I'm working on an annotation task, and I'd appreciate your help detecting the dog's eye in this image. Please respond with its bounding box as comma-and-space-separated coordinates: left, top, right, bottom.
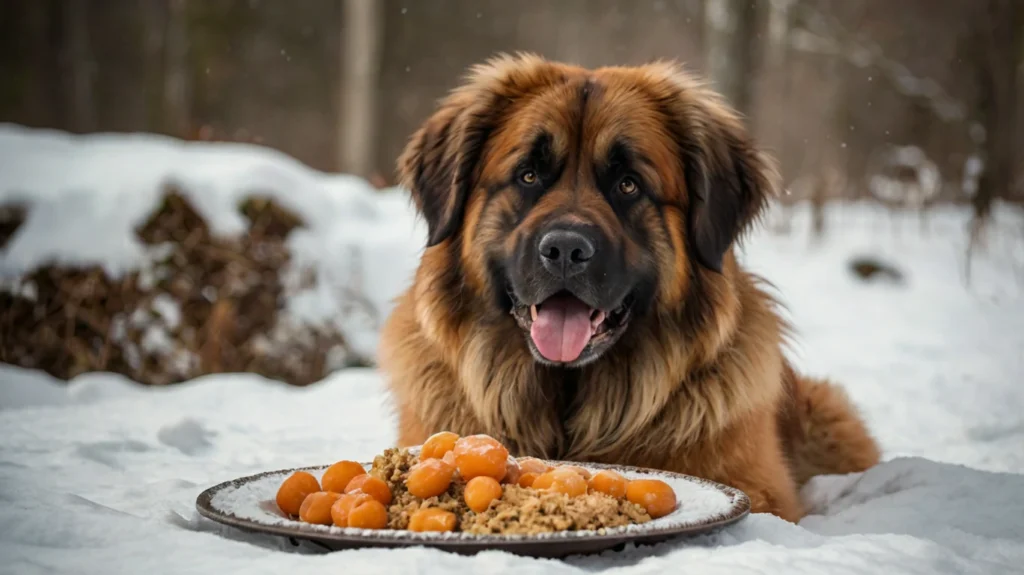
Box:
618, 177, 638, 195
519, 170, 539, 186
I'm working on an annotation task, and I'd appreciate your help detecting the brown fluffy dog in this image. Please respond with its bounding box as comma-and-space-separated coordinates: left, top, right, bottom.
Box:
379, 53, 880, 522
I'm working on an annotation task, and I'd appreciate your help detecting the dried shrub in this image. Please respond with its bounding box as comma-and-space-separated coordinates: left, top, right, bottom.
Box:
0, 203, 26, 250
0, 186, 368, 386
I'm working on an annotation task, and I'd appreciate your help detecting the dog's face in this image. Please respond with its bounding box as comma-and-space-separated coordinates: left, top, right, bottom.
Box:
399, 54, 777, 367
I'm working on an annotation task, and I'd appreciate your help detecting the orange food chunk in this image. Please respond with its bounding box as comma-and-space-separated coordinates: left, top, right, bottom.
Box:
408, 507, 457, 532
517, 457, 550, 476
298, 491, 342, 525
275, 471, 321, 516
453, 434, 509, 481
442, 450, 457, 467
501, 458, 521, 485
544, 467, 587, 497
517, 472, 539, 488
588, 470, 628, 499
405, 458, 455, 499
344, 474, 393, 505
321, 460, 367, 493
347, 499, 388, 529
330, 492, 373, 527
464, 476, 503, 513
532, 470, 555, 490
626, 479, 677, 518
562, 465, 592, 480
420, 431, 460, 461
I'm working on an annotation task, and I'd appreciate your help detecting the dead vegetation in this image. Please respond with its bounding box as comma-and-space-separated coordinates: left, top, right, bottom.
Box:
0, 186, 368, 387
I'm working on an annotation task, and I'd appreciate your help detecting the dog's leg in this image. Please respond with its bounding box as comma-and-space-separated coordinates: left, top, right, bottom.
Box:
676, 407, 806, 523
395, 402, 432, 447
719, 449, 805, 523
785, 372, 881, 486
711, 412, 806, 522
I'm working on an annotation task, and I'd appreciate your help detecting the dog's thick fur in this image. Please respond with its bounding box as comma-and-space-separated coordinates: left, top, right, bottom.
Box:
379, 54, 880, 522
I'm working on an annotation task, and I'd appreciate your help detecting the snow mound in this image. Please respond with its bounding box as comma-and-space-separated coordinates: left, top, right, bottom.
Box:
2, 367, 1023, 574
0, 123, 427, 361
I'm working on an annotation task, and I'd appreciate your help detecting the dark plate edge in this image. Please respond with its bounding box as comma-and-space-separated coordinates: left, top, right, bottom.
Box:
195, 459, 751, 550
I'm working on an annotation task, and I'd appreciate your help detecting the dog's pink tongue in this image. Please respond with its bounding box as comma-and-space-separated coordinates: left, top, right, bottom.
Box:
530, 294, 593, 363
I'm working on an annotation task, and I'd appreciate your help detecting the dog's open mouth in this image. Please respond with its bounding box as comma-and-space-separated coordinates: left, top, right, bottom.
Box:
510, 290, 634, 365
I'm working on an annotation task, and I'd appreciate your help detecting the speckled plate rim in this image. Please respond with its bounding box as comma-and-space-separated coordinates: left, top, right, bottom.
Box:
196, 457, 751, 552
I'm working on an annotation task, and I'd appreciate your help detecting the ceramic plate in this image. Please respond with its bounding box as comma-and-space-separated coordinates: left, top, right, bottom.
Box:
196, 457, 750, 558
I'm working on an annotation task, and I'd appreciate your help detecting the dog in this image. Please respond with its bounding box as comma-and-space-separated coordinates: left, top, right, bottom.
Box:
379, 53, 880, 522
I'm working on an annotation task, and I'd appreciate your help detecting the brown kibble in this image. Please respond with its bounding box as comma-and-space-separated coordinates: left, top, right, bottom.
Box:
330, 492, 373, 527
589, 470, 628, 499
348, 499, 388, 529
321, 460, 366, 493
298, 491, 342, 524
276, 471, 321, 516
405, 458, 455, 499
464, 476, 503, 513
453, 434, 510, 481
408, 507, 457, 532
626, 479, 677, 518
420, 431, 460, 461
345, 474, 393, 505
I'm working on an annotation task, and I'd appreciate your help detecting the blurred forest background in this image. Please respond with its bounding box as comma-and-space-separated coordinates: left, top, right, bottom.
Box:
1, 0, 1022, 389
2, 0, 1022, 215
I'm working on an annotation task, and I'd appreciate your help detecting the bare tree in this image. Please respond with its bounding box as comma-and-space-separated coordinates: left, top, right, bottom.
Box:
964, 0, 1022, 284
337, 0, 384, 178
972, 0, 1020, 220
140, 0, 168, 133
60, 0, 96, 133
163, 0, 191, 138
703, 0, 762, 116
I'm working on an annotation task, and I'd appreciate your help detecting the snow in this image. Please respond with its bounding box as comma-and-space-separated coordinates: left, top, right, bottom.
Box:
0, 123, 426, 359
2, 127, 1024, 574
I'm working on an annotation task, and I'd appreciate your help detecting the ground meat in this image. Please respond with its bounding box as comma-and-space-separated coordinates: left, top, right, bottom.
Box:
371, 447, 416, 493
463, 486, 650, 535
369, 447, 652, 534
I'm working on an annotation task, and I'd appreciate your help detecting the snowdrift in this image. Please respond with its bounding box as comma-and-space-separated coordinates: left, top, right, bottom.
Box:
2, 125, 1023, 574
0, 124, 426, 385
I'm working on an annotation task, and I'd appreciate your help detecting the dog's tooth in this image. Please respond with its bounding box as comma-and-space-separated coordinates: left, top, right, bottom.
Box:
530, 305, 538, 321
591, 310, 606, 328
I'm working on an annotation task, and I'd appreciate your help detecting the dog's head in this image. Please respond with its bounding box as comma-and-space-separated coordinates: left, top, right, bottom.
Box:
398, 54, 778, 367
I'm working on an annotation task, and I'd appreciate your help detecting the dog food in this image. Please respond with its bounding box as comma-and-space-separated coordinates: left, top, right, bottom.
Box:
273, 432, 677, 534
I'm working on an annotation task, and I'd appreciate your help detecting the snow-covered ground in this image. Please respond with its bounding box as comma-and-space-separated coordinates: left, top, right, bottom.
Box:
2, 126, 1024, 574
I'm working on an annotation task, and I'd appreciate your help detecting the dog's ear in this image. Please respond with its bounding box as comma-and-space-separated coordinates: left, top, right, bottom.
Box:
657, 66, 780, 273
398, 53, 559, 247
395, 67, 516, 246
397, 90, 493, 247
684, 122, 778, 273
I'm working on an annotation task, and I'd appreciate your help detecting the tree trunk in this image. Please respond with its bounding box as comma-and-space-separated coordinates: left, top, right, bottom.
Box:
337, 0, 384, 178
60, 0, 96, 133
967, 0, 1019, 283
972, 0, 1018, 222
163, 0, 191, 138
140, 0, 168, 133
703, 0, 761, 117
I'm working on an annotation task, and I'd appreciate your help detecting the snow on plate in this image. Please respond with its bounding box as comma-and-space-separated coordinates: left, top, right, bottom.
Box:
205, 462, 740, 541
2, 126, 1024, 574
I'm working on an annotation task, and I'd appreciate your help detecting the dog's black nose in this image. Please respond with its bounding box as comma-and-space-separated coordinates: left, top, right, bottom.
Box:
539, 229, 596, 277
